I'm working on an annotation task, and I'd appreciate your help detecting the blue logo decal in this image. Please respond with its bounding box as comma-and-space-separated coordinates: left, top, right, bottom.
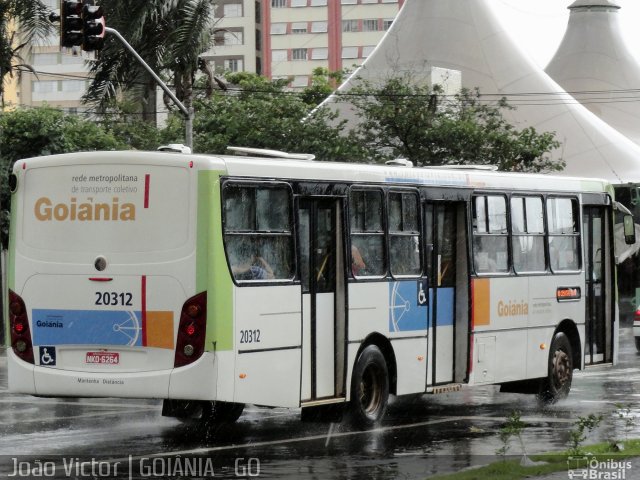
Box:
33, 309, 143, 347
389, 281, 428, 332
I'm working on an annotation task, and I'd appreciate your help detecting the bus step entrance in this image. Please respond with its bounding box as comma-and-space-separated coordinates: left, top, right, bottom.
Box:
426, 384, 462, 395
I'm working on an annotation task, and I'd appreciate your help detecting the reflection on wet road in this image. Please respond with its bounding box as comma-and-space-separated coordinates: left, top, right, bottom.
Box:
2, 328, 640, 479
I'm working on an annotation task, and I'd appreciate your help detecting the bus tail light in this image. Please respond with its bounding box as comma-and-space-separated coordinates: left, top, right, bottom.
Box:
634, 307, 640, 325
174, 292, 207, 368
8, 290, 34, 364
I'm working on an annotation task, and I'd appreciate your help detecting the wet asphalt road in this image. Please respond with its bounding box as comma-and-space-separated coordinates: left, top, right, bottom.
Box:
2, 329, 640, 479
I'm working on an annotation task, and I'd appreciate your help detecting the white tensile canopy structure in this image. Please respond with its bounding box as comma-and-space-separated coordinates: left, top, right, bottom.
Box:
320, 0, 640, 184
546, 0, 640, 147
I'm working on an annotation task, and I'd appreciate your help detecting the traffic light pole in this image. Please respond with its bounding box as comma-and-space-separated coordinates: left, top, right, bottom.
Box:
105, 27, 194, 151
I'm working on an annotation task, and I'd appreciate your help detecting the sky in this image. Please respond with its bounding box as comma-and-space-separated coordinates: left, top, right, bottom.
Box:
491, 0, 640, 68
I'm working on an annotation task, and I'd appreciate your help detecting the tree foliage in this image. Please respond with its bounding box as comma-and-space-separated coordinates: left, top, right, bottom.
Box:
192, 72, 363, 160
343, 76, 564, 172
83, 0, 217, 123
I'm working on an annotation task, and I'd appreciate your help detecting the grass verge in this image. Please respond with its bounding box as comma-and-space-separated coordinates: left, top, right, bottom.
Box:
429, 439, 640, 479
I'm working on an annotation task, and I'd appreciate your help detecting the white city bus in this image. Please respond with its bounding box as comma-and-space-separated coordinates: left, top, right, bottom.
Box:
5, 149, 634, 426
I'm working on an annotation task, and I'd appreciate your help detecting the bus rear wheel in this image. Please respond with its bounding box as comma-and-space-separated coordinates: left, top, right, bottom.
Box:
349, 345, 389, 428
539, 332, 573, 404
163, 399, 244, 425
203, 401, 245, 424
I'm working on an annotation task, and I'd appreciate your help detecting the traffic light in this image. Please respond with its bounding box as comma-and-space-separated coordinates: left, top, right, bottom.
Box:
81, 4, 105, 52
60, 1, 83, 48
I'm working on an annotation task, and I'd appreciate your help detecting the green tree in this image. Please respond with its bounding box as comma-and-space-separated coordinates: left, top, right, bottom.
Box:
96, 99, 164, 151
0, 0, 54, 108
192, 72, 363, 160
0, 106, 126, 244
299, 67, 346, 106
343, 76, 563, 172
83, 0, 217, 126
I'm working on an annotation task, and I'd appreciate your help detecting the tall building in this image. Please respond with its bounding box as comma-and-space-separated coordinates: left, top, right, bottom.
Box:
263, 0, 404, 86
202, 0, 404, 86
202, 0, 263, 75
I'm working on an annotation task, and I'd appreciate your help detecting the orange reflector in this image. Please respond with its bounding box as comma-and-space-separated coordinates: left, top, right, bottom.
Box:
540, 343, 546, 350
417, 355, 425, 362
239, 373, 247, 379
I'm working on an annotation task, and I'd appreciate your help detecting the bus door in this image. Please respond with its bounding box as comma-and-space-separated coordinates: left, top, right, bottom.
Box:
583, 204, 613, 365
425, 202, 459, 385
299, 198, 346, 402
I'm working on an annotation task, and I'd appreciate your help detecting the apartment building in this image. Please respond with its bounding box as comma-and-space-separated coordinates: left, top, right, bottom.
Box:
263, 0, 403, 86
203, 0, 404, 86
202, 0, 264, 75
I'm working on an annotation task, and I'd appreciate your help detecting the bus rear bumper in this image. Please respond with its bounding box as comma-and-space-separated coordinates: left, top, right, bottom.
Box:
7, 350, 217, 400
633, 323, 640, 338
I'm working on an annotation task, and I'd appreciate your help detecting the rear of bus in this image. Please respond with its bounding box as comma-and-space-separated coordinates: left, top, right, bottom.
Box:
6, 151, 219, 400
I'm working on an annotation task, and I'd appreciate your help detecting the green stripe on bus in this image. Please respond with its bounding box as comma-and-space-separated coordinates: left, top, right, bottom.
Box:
198, 171, 234, 352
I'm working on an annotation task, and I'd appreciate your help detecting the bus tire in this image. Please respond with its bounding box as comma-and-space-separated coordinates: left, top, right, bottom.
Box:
203, 401, 245, 424
635, 337, 640, 353
349, 345, 389, 428
539, 332, 573, 404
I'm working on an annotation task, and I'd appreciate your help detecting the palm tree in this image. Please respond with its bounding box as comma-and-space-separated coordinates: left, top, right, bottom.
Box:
83, 0, 217, 124
0, 0, 54, 108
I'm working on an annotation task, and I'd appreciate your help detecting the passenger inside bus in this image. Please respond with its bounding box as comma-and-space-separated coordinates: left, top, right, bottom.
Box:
231, 252, 275, 280
351, 244, 366, 276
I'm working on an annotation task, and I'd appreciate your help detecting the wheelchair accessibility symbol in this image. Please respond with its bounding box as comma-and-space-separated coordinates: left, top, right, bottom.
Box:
39, 346, 56, 366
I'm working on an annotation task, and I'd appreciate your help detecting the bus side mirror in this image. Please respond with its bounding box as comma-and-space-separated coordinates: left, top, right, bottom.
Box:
624, 214, 636, 245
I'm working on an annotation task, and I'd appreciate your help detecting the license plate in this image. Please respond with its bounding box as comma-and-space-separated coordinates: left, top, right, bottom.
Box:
86, 352, 120, 365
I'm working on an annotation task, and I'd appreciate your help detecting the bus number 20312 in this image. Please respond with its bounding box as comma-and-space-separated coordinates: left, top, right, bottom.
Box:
240, 329, 261, 344
95, 292, 133, 306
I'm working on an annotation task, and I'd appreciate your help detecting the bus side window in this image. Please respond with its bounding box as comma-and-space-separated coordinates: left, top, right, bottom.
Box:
547, 197, 580, 272
511, 196, 546, 273
389, 191, 421, 277
223, 183, 294, 282
472, 195, 509, 274
349, 189, 386, 277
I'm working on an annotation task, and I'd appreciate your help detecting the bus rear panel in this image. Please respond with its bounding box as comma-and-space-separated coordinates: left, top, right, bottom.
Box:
7, 152, 216, 400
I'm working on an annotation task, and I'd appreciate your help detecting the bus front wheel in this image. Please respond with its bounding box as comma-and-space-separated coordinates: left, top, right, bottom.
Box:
349, 345, 389, 427
539, 332, 573, 404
